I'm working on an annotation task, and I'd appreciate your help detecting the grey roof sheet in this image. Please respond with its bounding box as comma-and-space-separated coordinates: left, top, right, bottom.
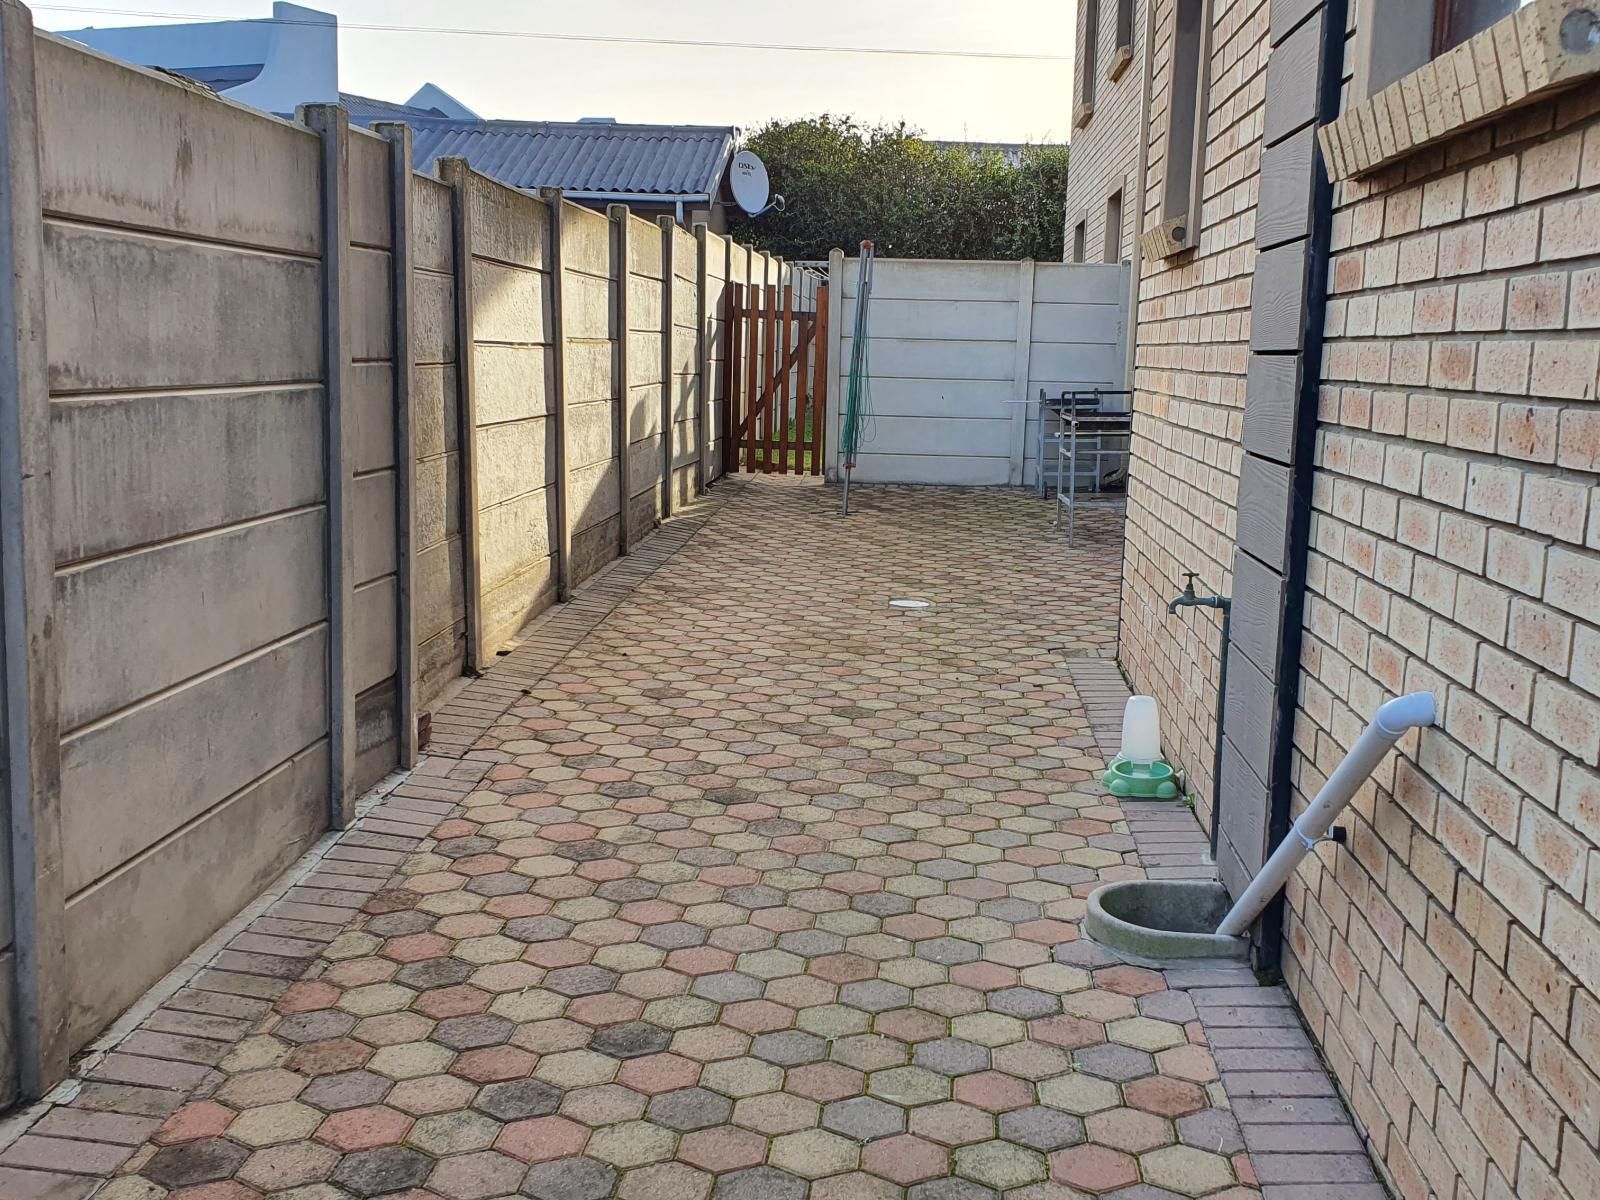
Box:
407, 120, 737, 198
342, 92, 452, 122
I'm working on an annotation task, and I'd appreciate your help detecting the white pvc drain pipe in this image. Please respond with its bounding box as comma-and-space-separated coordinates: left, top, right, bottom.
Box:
1215, 691, 1436, 938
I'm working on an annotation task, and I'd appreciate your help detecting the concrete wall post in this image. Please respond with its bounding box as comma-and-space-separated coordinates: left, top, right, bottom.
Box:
438, 159, 485, 667
658, 216, 676, 519
694, 222, 710, 495
608, 205, 632, 556
373, 122, 417, 768
1008, 258, 1036, 486
300, 103, 355, 825
0, 0, 68, 1102
539, 188, 573, 603
824, 248, 845, 484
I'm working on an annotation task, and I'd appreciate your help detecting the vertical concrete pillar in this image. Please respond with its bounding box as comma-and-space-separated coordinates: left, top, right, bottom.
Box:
694, 222, 710, 495
300, 103, 355, 826
438, 159, 485, 666
539, 189, 573, 603
0, 0, 68, 1101
608, 205, 632, 556
658, 217, 676, 520
1008, 258, 1037, 486
373, 121, 417, 768
824, 248, 845, 484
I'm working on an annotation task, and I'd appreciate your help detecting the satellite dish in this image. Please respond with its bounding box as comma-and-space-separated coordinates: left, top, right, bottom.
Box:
730, 150, 772, 215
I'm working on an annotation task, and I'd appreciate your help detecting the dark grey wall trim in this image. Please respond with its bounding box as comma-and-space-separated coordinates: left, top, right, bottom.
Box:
659, 216, 676, 520
1218, 0, 1347, 974
540, 188, 573, 604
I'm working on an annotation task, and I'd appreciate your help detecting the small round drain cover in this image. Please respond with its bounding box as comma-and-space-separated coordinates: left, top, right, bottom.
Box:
889, 599, 930, 609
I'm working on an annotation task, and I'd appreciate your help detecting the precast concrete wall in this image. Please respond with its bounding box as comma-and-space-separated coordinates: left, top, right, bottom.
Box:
0, 4, 751, 1105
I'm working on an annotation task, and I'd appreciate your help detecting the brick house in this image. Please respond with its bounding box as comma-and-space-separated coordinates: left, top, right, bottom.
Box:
1084, 1, 1600, 1196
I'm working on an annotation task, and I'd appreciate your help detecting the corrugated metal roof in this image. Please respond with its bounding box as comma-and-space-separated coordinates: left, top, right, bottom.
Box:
407, 120, 737, 198
342, 93, 452, 122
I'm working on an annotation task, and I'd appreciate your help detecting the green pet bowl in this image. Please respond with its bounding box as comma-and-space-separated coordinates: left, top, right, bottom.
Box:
1102, 757, 1180, 799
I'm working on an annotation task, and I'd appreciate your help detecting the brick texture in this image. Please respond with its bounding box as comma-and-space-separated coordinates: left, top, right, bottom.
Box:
1118, 0, 1261, 837
1288, 71, 1600, 1200
1064, 0, 1147, 263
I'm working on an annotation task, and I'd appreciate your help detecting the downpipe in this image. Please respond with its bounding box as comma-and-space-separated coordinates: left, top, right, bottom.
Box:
1214, 692, 1435, 938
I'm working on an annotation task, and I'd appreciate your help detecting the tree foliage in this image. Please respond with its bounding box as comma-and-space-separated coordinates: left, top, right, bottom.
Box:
725, 115, 1068, 262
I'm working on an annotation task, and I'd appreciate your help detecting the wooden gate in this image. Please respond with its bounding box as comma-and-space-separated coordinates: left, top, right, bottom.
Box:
723, 277, 829, 475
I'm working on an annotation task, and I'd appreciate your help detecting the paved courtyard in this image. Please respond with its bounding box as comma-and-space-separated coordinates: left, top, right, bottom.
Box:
19, 479, 1283, 1200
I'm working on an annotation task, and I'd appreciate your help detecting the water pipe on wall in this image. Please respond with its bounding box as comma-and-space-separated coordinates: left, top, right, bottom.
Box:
1167, 573, 1230, 861
1215, 691, 1436, 938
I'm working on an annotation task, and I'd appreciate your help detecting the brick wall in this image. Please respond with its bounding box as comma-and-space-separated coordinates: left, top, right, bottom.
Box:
1285, 83, 1600, 1200
1118, 0, 1265, 834
1064, 0, 1147, 262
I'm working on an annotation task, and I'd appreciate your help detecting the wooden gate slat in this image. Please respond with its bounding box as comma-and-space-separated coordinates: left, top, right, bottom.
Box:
778, 282, 793, 474
744, 285, 759, 473
723, 283, 741, 476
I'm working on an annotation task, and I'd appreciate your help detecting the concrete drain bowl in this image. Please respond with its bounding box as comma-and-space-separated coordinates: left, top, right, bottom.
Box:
1086, 879, 1250, 963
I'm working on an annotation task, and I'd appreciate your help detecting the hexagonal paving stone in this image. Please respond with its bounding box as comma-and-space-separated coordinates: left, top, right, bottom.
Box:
770, 1128, 861, 1179
701, 1056, 784, 1098
751, 1029, 828, 1066
428, 1148, 527, 1199
678, 1124, 768, 1173
329, 1145, 434, 1197
1074, 1043, 1155, 1083
823, 1095, 906, 1141
868, 1065, 951, 1107
997, 1105, 1085, 1151
587, 1119, 678, 1167
591, 1020, 673, 1059
299, 1070, 391, 1111
545, 965, 621, 996
1176, 1107, 1245, 1155
908, 1101, 995, 1147
230, 1101, 324, 1147
474, 1077, 563, 1121
407, 1109, 499, 1156
732, 1091, 819, 1134
712, 1165, 811, 1200
1049, 1144, 1137, 1193
647, 1087, 734, 1132
432, 1013, 515, 1050
143, 1139, 250, 1189
860, 1134, 947, 1185
987, 986, 1060, 1019
521, 1155, 618, 1200
954, 1140, 1048, 1189
1138, 1144, 1236, 1193
1086, 1107, 1175, 1154
913, 1038, 990, 1076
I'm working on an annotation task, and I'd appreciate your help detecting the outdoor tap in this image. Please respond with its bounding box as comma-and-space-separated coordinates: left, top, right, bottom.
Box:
1168, 572, 1230, 614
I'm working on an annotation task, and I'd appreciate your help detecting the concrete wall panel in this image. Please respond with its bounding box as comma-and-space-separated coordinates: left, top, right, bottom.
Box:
45, 223, 321, 393
413, 365, 459, 458
59, 627, 326, 895
352, 471, 397, 584
354, 577, 399, 693
35, 34, 320, 254
562, 203, 610, 276
470, 180, 548, 269
350, 365, 396, 474
63, 742, 325, 1046
565, 342, 615, 406
410, 175, 454, 274
569, 458, 621, 531
350, 247, 393, 362
51, 387, 323, 564
476, 421, 554, 510
57, 508, 325, 731
348, 128, 392, 250
474, 345, 551, 426
565, 272, 612, 342
472, 260, 550, 345
413, 271, 457, 365
567, 399, 618, 471
628, 223, 663, 278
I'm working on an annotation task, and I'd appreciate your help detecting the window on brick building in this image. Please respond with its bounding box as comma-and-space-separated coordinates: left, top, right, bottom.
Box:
1433, 0, 1533, 56
1072, 220, 1087, 263
1075, 0, 1099, 127
1104, 191, 1123, 263
1356, 0, 1534, 98
1146, 0, 1209, 258
1111, 0, 1135, 79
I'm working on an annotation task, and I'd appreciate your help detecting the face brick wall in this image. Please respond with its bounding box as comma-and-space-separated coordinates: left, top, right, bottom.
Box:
1118, 0, 1263, 835
1285, 84, 1600, 1200
1063, 0, 1147, 263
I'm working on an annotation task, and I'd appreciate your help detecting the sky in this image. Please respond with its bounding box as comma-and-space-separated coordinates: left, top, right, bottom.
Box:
34, 1, 1076, 144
